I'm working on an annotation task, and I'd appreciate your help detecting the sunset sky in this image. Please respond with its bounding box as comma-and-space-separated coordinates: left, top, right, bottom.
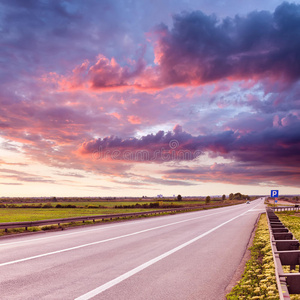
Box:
1, 0, 300, 197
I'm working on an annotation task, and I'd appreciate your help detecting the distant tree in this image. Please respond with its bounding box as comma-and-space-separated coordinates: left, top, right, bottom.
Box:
222, 194, 226, 201
205, 196, 211, 204
229, 192, 250, 200
233, 192, 242, 200
177, 194, 182, 201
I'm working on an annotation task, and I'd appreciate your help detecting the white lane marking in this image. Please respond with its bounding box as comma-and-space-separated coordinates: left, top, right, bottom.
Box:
0, 205, 254, 267
0, 220, 150, 246
74, 207, 254, 300
0, 203, 247, 247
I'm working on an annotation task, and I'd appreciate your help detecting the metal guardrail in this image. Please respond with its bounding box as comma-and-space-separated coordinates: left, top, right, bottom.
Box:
273, 206, 300, 212
0, 206, 207, 232
266, 208, 300, 299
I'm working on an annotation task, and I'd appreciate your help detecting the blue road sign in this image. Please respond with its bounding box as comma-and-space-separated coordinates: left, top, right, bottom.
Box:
271, 190, 279, 198
275, 200, 278, 203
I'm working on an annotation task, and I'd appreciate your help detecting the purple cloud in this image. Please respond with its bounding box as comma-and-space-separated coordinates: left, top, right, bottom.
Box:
149, 2, 300, 88
79, 116, 300, 170
1, 1, 300, 194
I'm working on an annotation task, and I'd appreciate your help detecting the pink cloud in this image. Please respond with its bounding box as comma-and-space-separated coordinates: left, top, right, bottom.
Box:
45, 3, 300, 94
128, 115, 142, 124
50, 54, 147, 92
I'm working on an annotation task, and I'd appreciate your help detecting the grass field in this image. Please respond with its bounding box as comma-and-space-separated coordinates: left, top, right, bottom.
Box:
0, 208, 158, 223
0, 198, 245, 236
0, 199, 243, 223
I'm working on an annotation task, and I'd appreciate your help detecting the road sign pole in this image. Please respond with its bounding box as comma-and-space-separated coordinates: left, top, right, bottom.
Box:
270, 190, 279, 209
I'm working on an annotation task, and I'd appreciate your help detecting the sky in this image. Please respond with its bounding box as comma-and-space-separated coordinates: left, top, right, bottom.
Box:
1, 0, 300, 197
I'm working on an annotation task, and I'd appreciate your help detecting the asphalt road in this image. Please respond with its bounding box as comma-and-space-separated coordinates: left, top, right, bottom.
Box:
0, 199, 266, 300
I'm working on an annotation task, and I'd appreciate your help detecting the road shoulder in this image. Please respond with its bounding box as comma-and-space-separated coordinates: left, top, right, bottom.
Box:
224, 213, 261, 297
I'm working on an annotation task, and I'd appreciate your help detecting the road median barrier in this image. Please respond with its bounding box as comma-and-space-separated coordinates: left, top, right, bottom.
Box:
267, 208, 300, 299
273, 206, 300, 212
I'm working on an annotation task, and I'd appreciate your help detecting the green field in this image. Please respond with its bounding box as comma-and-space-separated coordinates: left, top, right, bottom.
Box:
0, 208, 159, 223
0, 199, 244, 237
0, 199, 243, 224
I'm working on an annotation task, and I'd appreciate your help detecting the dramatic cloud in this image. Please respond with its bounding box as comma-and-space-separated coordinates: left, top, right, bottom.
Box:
52, 2, 300, 91
151, 2, 300, 87
57, 55, 146, 91
1, 1, 300, 196
79, 117, 300, 168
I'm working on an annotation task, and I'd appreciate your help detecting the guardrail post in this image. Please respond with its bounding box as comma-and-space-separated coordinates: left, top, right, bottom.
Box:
267, 208, 300, 299
267, 209, 291, 299
284, 274, 300, 293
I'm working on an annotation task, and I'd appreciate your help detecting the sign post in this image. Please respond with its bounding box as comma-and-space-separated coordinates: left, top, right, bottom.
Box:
271, 190, 279, 208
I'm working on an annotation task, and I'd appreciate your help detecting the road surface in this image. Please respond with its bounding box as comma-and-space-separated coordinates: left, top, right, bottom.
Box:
0, 198, 266, 300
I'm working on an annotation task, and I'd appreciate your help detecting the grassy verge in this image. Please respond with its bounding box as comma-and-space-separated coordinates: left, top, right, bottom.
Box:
0, 200, 246, 237
226, 214, 279, 300
227, 212, 300, 300
0, 201, 244, 223
0, 208, 157, 222
0, 207, 205, 236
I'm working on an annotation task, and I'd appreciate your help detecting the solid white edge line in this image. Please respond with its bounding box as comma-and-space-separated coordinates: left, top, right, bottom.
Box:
0, 206, 248, 267
74, 206, 257, 300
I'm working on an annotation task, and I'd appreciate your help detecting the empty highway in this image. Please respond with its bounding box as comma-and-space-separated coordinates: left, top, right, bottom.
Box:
0, 199, 266, 299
